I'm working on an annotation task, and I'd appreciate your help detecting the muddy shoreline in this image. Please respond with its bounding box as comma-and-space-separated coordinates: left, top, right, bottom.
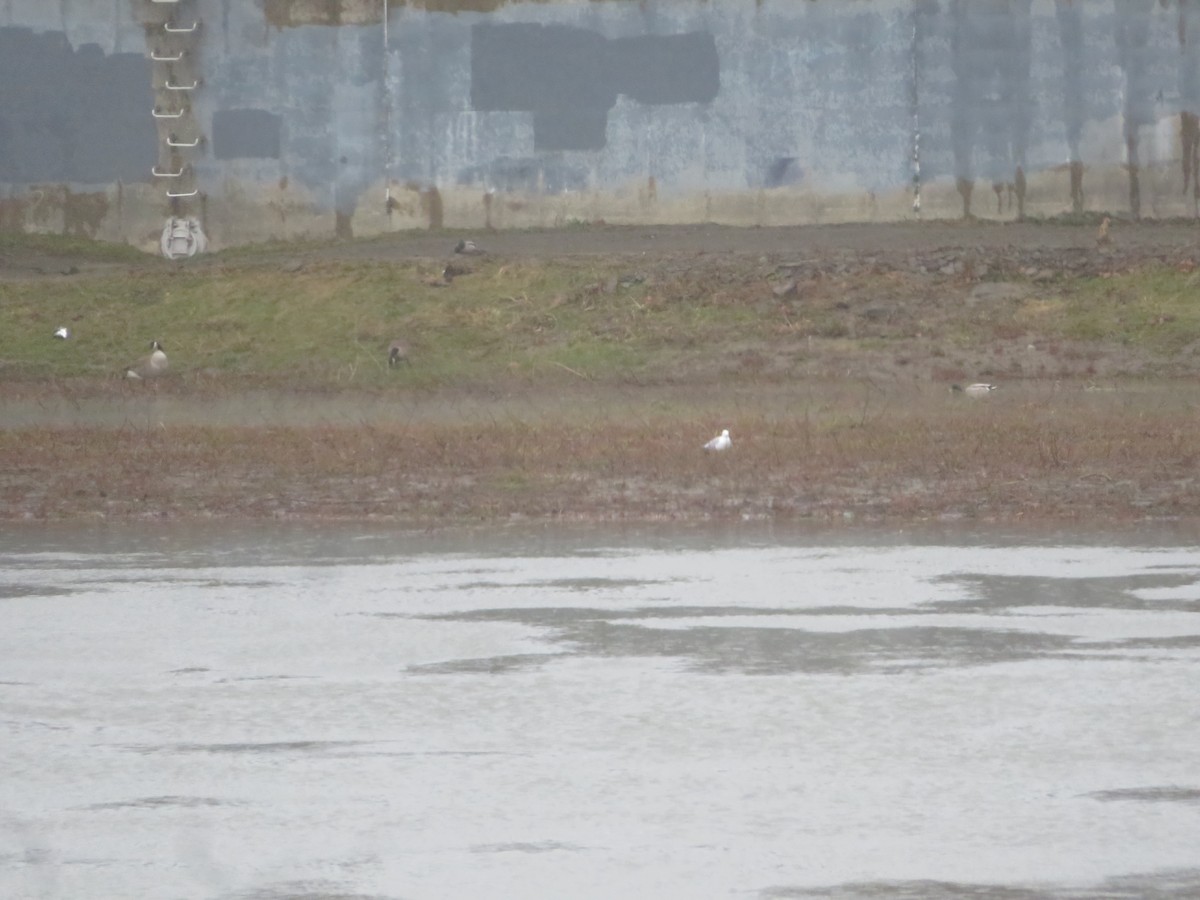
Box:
3, 381, 1199, 525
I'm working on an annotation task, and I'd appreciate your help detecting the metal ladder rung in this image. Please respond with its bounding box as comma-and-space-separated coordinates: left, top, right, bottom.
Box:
164, 21, 199, 33
151, 49, 185, 61
152, 166, 187, 178
152, 107, 185, 118
164, 79, 200, 91
166, 188, 199, 198
166, 134, 203, 148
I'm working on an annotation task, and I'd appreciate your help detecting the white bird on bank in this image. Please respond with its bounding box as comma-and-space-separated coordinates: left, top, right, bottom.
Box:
126, 340, 169, 379
54, 327, 70, 340
704, 429, 732, 452
951, 382, 997, 397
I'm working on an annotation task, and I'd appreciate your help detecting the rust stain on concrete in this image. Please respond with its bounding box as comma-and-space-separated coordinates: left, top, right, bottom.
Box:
1182, 111, 1199, 200
1069, 160, 1085, 213
0, 187, 109, 237
1126, 134, 1141, 220
956, 176, 974, 218
420, 186, 444, 230
63, 190, 109, 238
264, 0, 375, 27
0, 196, 26, 232
263, 0, 631, 26
399, 0, 632, 12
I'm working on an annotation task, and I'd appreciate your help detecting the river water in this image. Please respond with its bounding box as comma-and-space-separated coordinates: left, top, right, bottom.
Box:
1, 523, 1199, 900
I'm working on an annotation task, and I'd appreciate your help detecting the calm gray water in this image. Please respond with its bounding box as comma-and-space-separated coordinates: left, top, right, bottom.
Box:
1, 524, 1199, 900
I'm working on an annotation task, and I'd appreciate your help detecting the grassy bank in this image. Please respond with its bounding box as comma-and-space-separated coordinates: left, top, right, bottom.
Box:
4, 232, 1200, 388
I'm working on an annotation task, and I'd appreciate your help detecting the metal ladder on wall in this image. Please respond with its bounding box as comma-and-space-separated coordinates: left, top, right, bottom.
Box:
147, 0, 208, 257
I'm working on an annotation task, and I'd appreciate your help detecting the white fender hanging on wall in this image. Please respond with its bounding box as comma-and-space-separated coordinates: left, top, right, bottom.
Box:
160, 216, 207, 260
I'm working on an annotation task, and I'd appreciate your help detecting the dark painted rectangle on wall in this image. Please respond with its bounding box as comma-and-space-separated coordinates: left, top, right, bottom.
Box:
607, 33, 720, 106
0, 27, 155, 183
471, 23, 718, 151
212, 109, 283, 160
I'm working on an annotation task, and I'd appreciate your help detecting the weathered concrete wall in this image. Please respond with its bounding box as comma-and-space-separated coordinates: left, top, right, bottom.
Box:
2, 0, 1200, 250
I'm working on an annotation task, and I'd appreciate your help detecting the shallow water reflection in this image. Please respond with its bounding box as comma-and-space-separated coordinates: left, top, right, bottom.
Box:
1, 523, 1199, 899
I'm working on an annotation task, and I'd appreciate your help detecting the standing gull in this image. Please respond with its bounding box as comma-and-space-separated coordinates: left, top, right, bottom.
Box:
54, 327, 70, 340
704, 429, 732, 452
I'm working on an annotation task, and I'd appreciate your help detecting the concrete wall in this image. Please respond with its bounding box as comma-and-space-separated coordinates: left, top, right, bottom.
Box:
1, 0, 1199, 250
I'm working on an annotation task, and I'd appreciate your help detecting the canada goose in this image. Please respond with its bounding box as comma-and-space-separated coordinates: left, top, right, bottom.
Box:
54, 327, 70, 340
951, 382, 996, 397
126, 340, 169, 379
704, 429, 732, 452
387, 339, 410, 368
454, 239, 485, 256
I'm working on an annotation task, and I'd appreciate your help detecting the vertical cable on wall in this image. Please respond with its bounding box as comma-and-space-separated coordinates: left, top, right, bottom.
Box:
909, 9, 921, 216
383, 0, 393, 217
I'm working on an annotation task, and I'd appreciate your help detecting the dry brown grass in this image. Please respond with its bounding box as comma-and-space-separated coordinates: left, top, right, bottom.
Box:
4, 385, 1198, 523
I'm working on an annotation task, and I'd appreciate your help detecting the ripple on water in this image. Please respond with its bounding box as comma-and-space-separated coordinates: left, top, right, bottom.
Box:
121, 740, 369, 756
1084, 786, 1200, 805
759, 868, 1200, 898
80, 795, 238, 811
406, 652, 568, 675
470, 841, 584, 854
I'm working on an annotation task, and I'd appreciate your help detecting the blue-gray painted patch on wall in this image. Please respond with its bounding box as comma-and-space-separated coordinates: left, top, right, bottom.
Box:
0, 27, 154, 183
470, 23, 719, 151
949, 0, 1033, 184
10, 0, 1200, 244
212, 108, 283, 159
1054, 0, 1086, 163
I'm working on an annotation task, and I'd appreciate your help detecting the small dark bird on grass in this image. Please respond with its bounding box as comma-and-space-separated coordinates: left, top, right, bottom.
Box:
387, 339, 410, 368
442, 263, 472, 282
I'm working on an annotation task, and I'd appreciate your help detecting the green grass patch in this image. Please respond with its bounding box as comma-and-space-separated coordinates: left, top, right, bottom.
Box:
5, 245, 1199, 389
0, 254, 776, 386
1031, 268, 1200, 354
0, 231, 153, 264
